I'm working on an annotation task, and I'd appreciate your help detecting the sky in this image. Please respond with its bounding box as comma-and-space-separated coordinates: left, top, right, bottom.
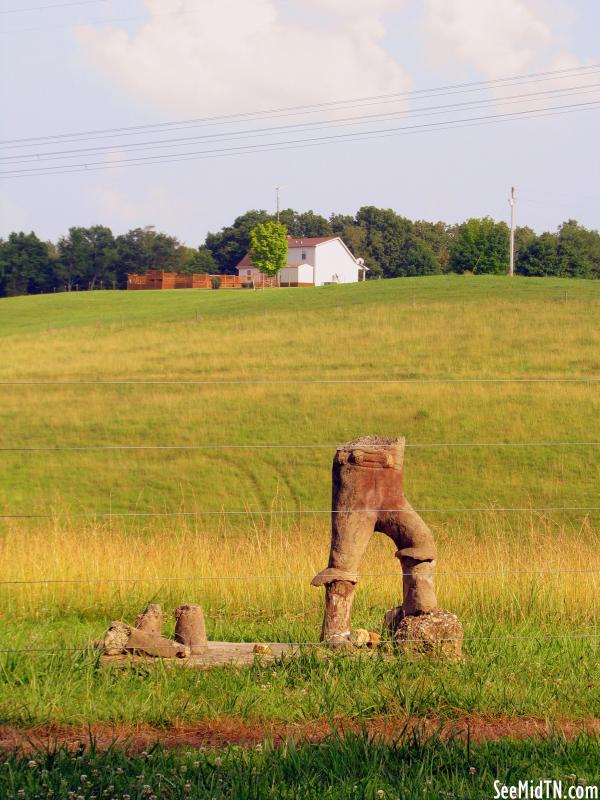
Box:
1, 0, 599, 247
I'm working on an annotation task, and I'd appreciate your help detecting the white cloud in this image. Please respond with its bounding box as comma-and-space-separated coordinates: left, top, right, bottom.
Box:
422, 0, 579, 78
78, 0, 410, 116
95, 185, 188, 238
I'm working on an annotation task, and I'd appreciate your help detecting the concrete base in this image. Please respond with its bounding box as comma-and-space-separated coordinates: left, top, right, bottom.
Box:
100, 641, 299, 669
393, 610, 464, 659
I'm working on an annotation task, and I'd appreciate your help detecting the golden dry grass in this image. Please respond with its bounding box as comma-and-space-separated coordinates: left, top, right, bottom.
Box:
0, 276, 598, 640
2, 514, 598, 635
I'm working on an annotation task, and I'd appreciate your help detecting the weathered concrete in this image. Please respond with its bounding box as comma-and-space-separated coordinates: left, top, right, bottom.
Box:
312, 436, 438, 644
393, 610, 464, 659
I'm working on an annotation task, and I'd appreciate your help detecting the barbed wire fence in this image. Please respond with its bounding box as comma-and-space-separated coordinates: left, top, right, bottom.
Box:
1, 383, 599, 657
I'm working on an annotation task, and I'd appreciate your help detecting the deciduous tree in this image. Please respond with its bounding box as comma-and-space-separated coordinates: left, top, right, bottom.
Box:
0, 232, 55, 297
449, 217, 509, 274
205, 210, 271, 274
249, 221, 288, 282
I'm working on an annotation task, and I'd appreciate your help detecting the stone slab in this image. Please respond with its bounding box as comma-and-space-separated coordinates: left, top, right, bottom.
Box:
100, 641, 300, 668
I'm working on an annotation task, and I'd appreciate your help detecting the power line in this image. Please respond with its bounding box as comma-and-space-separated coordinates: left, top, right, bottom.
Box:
1, 507, 598, 520
6, 81, 600, 160
3, 100, 599, 179
0, 0, 107, 13
4, 82, 598, 166
0, 441, 598, 452
2, 63, 598, 147
0, 75, 582, 150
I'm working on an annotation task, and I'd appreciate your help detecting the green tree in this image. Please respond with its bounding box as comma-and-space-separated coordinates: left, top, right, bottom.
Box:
329, 214, 356, 234
413, 220, 452, 272
249, 221, 288, 281
57, 226, 118, 290
279, 209, 332, 237
115, 227, 186, 283
354, 207, 417, 278
555, 220, 600, 278
400, 236, 439, 276
0, 232, 55, 297
205, 209, 333, 274
516, 222, 600, 278
205, 210, 272, 274
184, 246, 217, 274
114, 228, 150, 279
515, 225, 537, 259
516, 232, 558, 276
449, 217, 509, 274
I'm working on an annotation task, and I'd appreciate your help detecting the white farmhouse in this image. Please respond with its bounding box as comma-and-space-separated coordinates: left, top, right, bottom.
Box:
237, 236, 368, 286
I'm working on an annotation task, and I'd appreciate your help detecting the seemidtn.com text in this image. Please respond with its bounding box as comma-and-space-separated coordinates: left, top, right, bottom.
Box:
494, 781, 598, 799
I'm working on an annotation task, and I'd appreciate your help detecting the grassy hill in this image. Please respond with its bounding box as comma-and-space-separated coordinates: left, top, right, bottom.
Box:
0, 275, 599, 728
0, 275, 599, 515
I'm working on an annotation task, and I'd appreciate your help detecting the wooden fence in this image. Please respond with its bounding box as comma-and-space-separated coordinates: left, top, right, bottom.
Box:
127, 270, 279, 290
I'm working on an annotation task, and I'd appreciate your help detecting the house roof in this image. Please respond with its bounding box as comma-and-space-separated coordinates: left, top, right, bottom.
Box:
236, 236, 362, 270
287, 236, 336, 246
237, 236, 338, 269
237, 252, 255, 268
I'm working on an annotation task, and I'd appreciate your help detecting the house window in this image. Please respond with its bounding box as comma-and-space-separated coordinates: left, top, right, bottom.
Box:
247, 270, 252, 277
301, 251, 306, 261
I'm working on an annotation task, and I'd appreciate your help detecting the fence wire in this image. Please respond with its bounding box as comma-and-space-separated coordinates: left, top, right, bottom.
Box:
1, 440, 599, 452
1, 567, 599, 586
1, 377, 600, 385
1, 630, 599, 656
2, 506, 598, 520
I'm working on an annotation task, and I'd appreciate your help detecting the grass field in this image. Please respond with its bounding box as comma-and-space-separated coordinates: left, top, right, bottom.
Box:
2, 732, 599, 799
0, 276, 599, 791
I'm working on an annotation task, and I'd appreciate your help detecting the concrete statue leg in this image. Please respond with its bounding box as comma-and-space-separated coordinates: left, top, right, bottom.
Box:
311, 436, 438, 646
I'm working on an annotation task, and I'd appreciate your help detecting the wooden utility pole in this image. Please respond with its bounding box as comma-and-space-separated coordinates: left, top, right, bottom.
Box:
509, 186, 516, 276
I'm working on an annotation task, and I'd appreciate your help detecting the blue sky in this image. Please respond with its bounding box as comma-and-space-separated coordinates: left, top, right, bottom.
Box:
1, 0, 599, 246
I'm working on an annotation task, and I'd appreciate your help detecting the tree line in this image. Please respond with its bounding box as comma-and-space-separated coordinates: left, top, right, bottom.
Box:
1, 208, 599, 297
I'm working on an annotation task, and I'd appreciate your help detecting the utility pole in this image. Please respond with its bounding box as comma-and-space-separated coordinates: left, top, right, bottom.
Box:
509, 186, 516, 276
275, 186, 280, 222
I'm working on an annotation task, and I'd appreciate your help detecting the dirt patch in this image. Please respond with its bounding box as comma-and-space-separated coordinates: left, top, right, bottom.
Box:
1, 717, 599, 754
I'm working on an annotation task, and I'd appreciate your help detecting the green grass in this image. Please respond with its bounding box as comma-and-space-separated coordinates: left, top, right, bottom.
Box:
0, 275, 599, 733
2, 732, 599, 799
0, 276, 599, 515
1, 635, 598, 728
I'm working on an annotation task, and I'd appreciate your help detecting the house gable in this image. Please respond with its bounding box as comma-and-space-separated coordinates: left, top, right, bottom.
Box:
236, 235, 364, 285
